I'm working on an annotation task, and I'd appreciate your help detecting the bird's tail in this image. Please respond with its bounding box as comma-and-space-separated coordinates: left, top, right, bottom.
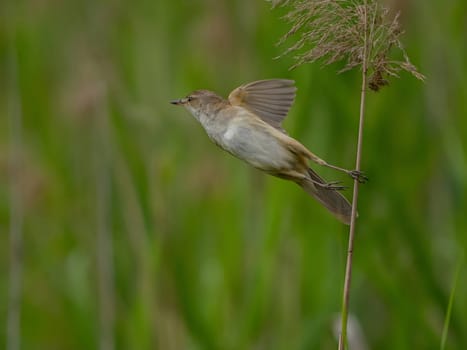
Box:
297, 168, 353, 225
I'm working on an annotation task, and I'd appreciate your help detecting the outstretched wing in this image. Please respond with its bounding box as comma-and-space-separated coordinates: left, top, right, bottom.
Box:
228, 79, 296, 132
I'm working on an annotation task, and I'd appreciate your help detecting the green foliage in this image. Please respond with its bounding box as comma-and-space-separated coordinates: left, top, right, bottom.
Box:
1, 0, 466, 349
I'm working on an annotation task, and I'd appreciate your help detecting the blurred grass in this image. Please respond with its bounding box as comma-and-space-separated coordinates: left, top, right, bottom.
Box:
1, 0, 466, 349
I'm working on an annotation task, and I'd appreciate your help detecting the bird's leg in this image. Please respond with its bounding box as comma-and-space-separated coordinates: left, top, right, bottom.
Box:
308, 152, 368, 183
279, 169, 347, 191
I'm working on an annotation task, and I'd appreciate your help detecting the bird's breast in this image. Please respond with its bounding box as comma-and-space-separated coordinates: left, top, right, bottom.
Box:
219, 118, 294, 171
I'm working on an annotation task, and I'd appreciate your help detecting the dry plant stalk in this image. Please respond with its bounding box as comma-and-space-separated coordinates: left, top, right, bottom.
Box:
7, 45, 24, 350
271, 0, 424, 349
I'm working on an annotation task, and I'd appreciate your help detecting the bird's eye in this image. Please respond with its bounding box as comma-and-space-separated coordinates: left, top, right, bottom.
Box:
187, 96, 193, 102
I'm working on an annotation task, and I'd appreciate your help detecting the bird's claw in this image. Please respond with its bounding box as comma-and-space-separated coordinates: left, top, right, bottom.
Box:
349, 170, 368, 183
322, 181, 347, 191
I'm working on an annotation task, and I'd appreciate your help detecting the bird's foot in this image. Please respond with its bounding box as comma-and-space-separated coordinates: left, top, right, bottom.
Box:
321, 181, 347, 191
348, 170, 368, 183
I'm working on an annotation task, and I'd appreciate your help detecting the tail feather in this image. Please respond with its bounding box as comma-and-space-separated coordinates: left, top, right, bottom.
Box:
297, 168, 353, 225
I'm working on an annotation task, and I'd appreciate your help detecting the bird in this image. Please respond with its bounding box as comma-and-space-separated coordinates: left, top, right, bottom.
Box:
171, 79, 366, 224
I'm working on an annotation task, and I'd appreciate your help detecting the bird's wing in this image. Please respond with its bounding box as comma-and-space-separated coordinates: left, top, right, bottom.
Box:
228, 79, 296, 132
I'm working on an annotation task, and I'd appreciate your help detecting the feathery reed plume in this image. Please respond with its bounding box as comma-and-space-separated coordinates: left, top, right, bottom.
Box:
273, 0, 424, 89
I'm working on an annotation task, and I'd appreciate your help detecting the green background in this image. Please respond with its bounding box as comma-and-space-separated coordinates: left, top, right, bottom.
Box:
1, 0, 466, 349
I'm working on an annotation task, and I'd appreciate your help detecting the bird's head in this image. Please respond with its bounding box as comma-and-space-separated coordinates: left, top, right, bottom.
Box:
170, 90, 225, 118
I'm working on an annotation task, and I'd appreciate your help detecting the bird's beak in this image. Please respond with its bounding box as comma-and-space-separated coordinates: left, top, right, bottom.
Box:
170, 98, 186, 105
